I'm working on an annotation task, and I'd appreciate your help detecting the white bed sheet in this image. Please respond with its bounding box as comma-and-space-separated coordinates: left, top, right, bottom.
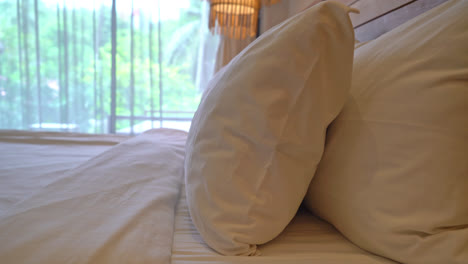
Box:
172, 184, 397, 264
0, 130, 129, 217
0, 129, 397, 264
0, 129, 186, 264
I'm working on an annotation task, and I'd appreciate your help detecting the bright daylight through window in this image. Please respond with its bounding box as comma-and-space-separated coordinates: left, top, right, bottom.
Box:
0, 0, 218, 134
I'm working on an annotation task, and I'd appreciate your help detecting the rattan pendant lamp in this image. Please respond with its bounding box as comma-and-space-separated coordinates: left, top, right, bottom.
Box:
207, 0, 281, 39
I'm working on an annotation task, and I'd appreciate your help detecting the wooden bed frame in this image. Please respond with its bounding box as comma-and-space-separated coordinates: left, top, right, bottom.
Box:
330, 0, 450, 41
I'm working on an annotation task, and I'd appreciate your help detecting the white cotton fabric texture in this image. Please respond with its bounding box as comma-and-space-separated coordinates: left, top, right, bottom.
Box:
185, 1, 357, 256
171, 184, 398, 264
0, 129, 397, 264
0, 129, 187, 264
0, 130, 128, 217
304, 0, 468, 263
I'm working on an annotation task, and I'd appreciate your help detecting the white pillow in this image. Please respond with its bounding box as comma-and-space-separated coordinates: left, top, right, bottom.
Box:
184, 1, 357, 256
305, 0, 468, 263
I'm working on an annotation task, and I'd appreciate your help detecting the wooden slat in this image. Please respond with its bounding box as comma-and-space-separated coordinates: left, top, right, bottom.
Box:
299, 0, 355, 13
349, 0, 413, 27
304, 0, 412, 28
293, 0, 447, 40
334, 0, 356, 6
354, 0, 448, 41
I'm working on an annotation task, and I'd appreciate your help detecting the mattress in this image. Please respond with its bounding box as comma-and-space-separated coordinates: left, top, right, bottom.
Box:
0, 129, 397, 264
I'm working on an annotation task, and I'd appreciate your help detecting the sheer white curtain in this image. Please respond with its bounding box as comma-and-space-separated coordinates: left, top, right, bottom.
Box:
0, 0, 217, 134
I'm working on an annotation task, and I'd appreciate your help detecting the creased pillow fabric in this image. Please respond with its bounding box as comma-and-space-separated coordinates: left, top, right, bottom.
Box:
185, 1, 357, 256
305, 0, 468, 263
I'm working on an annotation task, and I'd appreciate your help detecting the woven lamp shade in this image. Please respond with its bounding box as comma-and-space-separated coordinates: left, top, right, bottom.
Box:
207, 0, 281, 39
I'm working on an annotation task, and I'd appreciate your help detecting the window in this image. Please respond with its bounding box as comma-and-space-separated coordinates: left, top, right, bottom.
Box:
0, 0, 218, 134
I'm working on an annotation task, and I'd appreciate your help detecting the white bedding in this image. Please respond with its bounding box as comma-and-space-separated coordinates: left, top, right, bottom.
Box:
0, 129, 397, 264
0, 129, 186, 264
0, 130, 129, 216
172, 184, 397, 264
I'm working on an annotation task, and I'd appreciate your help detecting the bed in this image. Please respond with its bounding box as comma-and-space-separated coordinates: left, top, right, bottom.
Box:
0, 129, 396, 264
1, 0, 466, 263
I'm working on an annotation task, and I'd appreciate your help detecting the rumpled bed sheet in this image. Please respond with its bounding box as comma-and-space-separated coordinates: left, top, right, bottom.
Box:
0, 129, 187, 264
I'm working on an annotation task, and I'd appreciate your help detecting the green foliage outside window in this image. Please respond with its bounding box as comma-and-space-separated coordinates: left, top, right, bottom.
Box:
0, 0, 206, 133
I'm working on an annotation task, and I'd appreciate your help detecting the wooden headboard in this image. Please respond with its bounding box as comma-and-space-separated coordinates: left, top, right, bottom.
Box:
322, 0, 450, 42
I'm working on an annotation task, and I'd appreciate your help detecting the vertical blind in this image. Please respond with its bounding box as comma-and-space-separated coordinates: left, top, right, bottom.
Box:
0, 0, 217, 134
